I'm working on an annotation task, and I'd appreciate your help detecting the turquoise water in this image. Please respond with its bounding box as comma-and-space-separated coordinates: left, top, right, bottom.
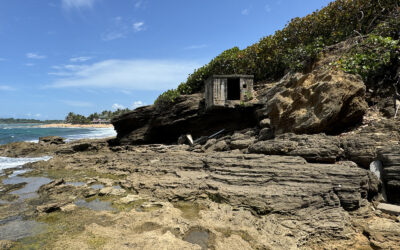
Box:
0, 123, 116, 145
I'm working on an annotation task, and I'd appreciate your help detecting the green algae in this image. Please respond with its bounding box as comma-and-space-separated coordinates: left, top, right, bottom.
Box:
11, 208, 114, 250
173, 201, 206, 220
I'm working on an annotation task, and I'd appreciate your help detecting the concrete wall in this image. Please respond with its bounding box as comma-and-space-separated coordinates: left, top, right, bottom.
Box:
205, 76, 253, 109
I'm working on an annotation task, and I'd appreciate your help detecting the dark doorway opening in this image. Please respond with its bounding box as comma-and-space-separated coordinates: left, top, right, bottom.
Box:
227, 78, 240, 100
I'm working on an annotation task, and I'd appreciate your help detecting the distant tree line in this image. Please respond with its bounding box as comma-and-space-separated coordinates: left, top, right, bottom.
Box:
0, 118, 63, 124
65, 109, 131, 124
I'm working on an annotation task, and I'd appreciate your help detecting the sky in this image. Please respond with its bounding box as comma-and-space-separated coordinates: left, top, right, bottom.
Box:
0, 0, 333, 120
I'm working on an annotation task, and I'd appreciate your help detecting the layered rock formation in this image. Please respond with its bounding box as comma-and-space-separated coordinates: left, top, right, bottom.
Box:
378, 146, 400, 204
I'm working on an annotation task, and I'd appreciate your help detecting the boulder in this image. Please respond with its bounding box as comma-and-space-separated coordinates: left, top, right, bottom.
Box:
258, 128, 274, 140
229, 138, 255, 150
258, 70, 367, 134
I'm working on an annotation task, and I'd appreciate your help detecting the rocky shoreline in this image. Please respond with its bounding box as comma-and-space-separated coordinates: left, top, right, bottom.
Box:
0, 121, 399, 249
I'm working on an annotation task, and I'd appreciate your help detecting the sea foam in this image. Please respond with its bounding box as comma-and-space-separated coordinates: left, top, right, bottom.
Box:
0, 156, 52, 171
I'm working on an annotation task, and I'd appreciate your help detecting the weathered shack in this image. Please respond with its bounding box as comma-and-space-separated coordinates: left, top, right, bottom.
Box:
205, 75, 254, 109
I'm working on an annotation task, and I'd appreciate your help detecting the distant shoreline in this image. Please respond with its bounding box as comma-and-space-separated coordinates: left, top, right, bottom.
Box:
36, 123, 114, 128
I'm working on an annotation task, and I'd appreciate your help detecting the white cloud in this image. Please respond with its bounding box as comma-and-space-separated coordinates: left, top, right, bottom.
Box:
26, 53, 46, 59
48, 59, 200, 91
25, 63, 35, 67
112, 103, 125, 110
62, 0, 96, 9
132, 101, 145, 109
265, 4, 271, 12
184, 44, 207, 50
70, 56, 92, 62
0, 85, 15, 91
241, 8, 250, 15
62, 100, 94, 107
133, 21, 145, 32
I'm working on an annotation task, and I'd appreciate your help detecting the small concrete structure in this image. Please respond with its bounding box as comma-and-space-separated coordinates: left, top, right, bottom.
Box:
205, 75, 254, 109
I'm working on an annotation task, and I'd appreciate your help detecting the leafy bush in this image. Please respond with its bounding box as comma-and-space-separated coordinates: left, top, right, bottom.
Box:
154, 89, 181, 107
155, 0, 399, 105
335, 35, 400, 84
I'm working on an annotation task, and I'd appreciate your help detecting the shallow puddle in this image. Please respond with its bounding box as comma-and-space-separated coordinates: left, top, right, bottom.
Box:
0, 218, 47, 241
2, 176, 52, 201
66, 182, 85, 187
90, 184, 104, 190
75, 198, 116, 211
3, 176, 52, 201
183, 230, 210, 250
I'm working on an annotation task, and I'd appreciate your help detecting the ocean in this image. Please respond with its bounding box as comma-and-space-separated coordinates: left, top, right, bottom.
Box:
0, 123, 116, 145
0, 124, 116, 171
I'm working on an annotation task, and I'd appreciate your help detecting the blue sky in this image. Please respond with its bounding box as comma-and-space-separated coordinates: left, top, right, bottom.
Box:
0, 0, 332, 120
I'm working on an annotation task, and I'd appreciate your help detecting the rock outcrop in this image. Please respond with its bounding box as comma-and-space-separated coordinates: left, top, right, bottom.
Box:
249, 133, 343, 163
258, 70, 368, 134
378, 146, 400, 204
112, 94, 260, 145
39, 136, 65, 145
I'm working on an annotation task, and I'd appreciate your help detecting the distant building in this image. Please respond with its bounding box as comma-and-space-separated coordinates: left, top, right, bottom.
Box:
204, 74, 254, 110
92, 118, 110, 124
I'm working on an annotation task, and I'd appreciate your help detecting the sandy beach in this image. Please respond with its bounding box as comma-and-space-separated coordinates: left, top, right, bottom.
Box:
37, 123, 114, 128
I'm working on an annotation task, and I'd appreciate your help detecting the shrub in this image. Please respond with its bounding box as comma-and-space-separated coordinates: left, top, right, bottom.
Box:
335, 35, 400, 84
155, 0, 399, 105
154, 89, 181, 107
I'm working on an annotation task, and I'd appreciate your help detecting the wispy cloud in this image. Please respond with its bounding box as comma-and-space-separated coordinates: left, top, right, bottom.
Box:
184, 44, 207, 50
62, 100, 94, 107
70, 56, 92, 62
0, 85, 15, 91
25, 63, 35, 67
0, 58, 5, 61
62, 0, 96, 9
112, 103, 125, 110
26, 53, 46, 59
132, 101, 145, 109
133, 21, 145, 32
265, 4, 271, 12
48, 59, 200, 91
241, 8, 250, 15
26, 113, 41, 118
102, 17, 145, 41
49, 64, 87, 76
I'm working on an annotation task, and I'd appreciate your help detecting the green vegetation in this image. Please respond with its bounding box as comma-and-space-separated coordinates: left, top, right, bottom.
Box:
335, 35, 399, 85
65, 109, 131, 124
0, 118, 63, 124
156, 0, 399, 105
